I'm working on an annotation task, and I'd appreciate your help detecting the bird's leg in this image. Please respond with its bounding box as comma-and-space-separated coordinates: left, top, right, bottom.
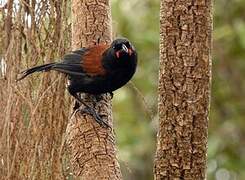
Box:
70, 92, 110, 128
80, 107, 109, 128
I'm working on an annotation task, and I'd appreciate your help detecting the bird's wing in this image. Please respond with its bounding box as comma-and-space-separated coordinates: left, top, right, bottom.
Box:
82, 44, 109, 76
54, 45, 109, 77
53, 48, 87, 76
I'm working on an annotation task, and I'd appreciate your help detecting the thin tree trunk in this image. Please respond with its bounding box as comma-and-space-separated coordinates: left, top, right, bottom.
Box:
154, 0, 212, 179
66, 0, 122, 179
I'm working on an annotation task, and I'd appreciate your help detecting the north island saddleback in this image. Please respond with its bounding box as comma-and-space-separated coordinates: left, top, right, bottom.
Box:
17, 38, 138, 127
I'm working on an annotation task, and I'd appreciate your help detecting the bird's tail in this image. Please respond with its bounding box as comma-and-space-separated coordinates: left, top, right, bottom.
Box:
16, 63, 56, 81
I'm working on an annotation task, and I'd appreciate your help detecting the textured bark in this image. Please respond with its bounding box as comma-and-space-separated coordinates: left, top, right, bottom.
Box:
1, 1, 71, 179
154, 0, 212, 179
4, 0, 14, 49
66, 1, 122, 179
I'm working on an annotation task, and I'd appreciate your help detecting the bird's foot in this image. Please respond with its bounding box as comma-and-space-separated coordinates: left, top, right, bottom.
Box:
80, 107, 110, 128
70, 107, 80, 118
109, 92, 114, 99
94, 94, 103, 102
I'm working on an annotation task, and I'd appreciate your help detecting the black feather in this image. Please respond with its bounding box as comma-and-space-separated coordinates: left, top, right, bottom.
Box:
17, 63, 55, 81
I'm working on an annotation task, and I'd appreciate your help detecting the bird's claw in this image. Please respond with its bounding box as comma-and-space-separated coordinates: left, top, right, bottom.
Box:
109, 92, 114, 99
73, 101, 80, 111
94, 94, 103, 102
80, 107, 110, 128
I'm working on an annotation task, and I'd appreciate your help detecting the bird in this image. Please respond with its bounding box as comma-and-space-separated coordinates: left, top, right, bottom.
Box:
17, 38, 137, 127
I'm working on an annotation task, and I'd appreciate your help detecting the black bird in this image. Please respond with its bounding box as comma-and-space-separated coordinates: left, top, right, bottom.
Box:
17, 38, 137, 127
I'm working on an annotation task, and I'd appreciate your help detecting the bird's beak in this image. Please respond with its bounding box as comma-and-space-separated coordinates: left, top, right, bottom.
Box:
121, 44, 128, 53
116, 44, 132, 58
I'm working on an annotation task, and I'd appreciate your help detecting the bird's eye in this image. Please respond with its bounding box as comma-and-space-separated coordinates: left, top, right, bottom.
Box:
112, 46, 115, 49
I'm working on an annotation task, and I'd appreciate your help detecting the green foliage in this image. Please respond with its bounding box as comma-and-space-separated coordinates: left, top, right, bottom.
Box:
111, 0, 245, 179
111, 0, 159, 179
209, 0, 245, 179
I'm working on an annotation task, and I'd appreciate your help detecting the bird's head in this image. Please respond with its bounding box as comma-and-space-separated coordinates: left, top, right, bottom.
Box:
111, 38, 135, 59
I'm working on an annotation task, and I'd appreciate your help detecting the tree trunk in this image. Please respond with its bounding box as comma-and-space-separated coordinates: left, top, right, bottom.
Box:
154, 0, 212, 179
66, 1, 122, 179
